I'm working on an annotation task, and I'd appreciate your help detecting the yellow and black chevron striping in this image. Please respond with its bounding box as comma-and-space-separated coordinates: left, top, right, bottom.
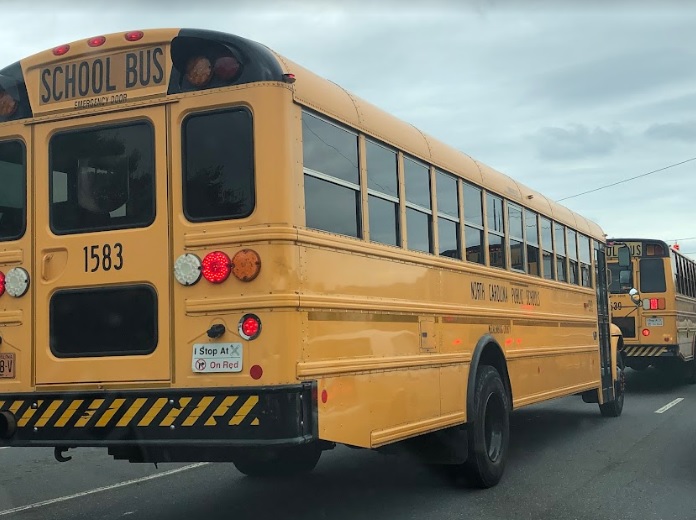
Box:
0, 393, 261, 431
624, 346, 669, 357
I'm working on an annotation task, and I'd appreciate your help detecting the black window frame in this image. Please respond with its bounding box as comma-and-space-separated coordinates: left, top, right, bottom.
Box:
463, 182, 485, 265
366, 138, 400, 247
403, 155, 433, 254
436, 170, 460, 259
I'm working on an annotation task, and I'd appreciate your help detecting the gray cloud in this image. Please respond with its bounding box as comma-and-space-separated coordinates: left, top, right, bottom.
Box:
645, 121, 696, 143
531, 125, 622, 161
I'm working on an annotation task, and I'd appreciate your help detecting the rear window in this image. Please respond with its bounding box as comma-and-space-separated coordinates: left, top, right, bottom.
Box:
50, 285, 157, 357
640, 258, 666, 293
608, 263, 627, 294
0, 140, 25, 241
50, 122, 155, 234
183, 108, 254, 221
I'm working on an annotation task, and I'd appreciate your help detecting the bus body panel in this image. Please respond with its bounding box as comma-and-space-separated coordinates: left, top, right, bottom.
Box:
0, 29, 623, 463
32, 107, 172, 385
0, 123, 32, 393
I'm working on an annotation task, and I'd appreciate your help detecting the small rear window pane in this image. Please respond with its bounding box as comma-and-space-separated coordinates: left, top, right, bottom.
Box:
184, 108, 254, 221
0, 141, 25, 241
640, 258, 666, 293
50, 285, 157, 357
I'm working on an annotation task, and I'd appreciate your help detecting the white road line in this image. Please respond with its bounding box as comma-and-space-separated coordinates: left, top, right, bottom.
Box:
0, 447, 10, 450
0, 462, 209, 516
655, 397, 685, 414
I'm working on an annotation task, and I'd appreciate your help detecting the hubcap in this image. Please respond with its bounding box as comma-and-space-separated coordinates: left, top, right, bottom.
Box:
483, 392, 505, 462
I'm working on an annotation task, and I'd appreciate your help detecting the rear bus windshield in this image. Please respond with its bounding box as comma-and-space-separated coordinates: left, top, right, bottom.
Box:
639, 258, 666, 293
49, 122, 155, 234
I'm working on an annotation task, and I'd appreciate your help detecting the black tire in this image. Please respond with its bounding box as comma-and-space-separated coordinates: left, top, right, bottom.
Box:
451, 365, 510, 488
233, 444, 322, 478
600, 356, 625, 417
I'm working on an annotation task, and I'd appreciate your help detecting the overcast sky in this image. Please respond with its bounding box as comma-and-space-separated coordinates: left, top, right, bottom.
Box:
3, 1, 695, 257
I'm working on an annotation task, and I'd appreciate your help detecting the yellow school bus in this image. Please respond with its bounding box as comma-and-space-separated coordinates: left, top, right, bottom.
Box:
608, 238, 696, 381
0, 28, 624, 488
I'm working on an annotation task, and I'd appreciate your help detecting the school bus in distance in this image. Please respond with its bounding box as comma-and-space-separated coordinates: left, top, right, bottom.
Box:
0, 28, 624, 488
608, 238, 696, 381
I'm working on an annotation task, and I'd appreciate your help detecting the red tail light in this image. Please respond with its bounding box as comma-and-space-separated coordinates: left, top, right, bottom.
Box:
642, 328, 650, 337
649, 298, 658, 310
201, 251, 231, 283
0, 271, 5, 297
87, 36, 106, 47
238, 314, 261, 340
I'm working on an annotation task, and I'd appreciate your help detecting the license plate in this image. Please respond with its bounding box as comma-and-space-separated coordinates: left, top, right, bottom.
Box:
0, 353, 15, 378
646, 317, 664, 327
192, 343, 243, 373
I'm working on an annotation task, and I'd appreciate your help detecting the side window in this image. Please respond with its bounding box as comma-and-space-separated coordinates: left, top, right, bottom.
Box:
525, 210, 540, 276
486, 193, 505, 268
436, 170, 460, 258
463, 183, 484, 264
366, 139, 399, 247
302, 112, 360, 238
404, 156, 432, 253
579, 234, 592, 287
540, 216, 554, 280
183, 108, 254, 222
554, 222, 567, 282
508, 203, 524, 271
51, 122, 155, 234
567, 229, 579, 285
0, 140, 25, 241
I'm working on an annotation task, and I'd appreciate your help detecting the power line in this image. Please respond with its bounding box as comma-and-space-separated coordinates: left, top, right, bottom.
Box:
557, 157, 696, 202
667, 236, 696, 242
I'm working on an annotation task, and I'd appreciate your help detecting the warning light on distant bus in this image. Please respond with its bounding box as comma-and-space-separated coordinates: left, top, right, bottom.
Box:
87, 36, 106, 47
201, 251, 232, 283
0, 271, 5, 297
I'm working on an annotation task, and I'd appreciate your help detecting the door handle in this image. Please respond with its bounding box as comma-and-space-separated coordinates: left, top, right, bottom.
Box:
41, 253, 54, 281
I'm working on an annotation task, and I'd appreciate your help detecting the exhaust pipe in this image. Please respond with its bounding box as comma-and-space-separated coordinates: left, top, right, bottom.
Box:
0, 411, 16, 440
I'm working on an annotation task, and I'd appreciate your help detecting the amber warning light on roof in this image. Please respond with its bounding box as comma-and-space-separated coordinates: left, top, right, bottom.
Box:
38, 46, 165, 106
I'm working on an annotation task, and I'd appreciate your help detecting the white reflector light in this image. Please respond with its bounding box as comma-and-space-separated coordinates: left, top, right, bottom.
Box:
174, 254, 202, 286
5, 267, 29, 297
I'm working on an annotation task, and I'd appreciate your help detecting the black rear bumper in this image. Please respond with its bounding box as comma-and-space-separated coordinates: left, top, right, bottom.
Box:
0, 383, 316, 448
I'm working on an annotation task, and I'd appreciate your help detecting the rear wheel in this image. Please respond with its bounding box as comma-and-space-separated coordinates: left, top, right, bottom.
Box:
450, 365, 510, 488
233, 444, 322, 478
600, 356, 625, 417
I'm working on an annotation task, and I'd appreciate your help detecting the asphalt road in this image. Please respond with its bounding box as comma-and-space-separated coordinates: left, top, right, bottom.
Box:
1, 368, 696, 520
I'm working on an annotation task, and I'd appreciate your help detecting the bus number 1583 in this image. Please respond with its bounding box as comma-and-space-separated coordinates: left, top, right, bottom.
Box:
83, 243, 124, 272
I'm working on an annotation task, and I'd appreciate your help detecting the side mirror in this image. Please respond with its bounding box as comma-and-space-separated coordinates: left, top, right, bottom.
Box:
617, 246, 631, 267
628, 287, 641, 306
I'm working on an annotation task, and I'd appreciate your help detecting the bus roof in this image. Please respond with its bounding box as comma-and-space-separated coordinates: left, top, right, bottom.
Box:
0, 28, 605, 241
